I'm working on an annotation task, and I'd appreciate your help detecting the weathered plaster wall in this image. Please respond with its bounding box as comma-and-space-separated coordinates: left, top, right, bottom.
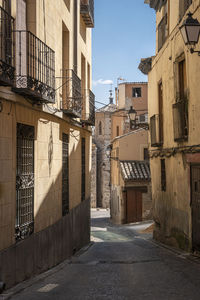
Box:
148, 0, 200, 250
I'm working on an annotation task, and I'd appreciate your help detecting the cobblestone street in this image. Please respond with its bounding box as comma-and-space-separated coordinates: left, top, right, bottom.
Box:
4, 209, 200, 300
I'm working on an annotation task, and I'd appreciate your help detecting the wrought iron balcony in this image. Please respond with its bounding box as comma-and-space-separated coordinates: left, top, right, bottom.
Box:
82, 89, 95, 125
150, 114, 163, 147
13, 31, 55, 103
172, 99, 188, 142
80, 0, 94, 28
0, 6, 15, 86
61, 69, 82, 118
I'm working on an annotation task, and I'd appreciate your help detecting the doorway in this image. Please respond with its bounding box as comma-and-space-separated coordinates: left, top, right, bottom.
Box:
191, 165, 200, 251
126, 189, 142, 223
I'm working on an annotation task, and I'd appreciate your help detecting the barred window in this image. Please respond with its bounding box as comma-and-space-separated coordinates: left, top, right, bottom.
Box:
161, 159, 166, 191
62, 133, 69, 216
81, 138, 86, 202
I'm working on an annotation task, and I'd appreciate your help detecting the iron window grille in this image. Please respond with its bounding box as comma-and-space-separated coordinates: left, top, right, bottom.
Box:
16, 123, 34, 241
0, 6, 15, 86
158, 14, 168, 51
61, 69, 82, 118
80, 0, 94, 28
150, 114, 163, 147
172, 99, 188, 142
81, 137, 86, 202
13, 30, 55, 103
161, 159, 166, 191
62, 133, 69, 216
82, 89, 95, 125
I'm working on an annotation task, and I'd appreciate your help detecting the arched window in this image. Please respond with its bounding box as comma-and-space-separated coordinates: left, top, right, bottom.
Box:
99, 121, 102, 135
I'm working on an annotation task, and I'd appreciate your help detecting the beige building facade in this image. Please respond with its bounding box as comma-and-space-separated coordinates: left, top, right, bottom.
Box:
112, 82, 148, 140
141, 0, 200, 251
0, 0, 94, 288
110, 130, 151, 224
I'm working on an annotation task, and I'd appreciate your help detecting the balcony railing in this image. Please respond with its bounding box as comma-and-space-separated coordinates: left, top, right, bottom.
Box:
82, 89, 95, 125
61, 69, 82, 118
13, 31, 55, 103
80, 0, 94, 28
173, 100, 188, 142
150, 114, 163, 147
158, 14, 168, 51
0, 6, 15, 86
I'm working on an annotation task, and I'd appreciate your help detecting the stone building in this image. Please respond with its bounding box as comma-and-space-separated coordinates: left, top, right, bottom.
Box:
0, 0, 95, 288
140, 0, 200, 251
93, 91, 116, 208
90, 143, 97, 207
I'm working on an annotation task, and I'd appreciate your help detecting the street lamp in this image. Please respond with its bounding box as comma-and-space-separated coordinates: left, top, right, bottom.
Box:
128, 106, 149, 130
180, 12, 200, 55
128, 106, 137, 124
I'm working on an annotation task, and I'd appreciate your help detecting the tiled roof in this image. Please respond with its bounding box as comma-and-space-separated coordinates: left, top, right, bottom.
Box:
120, 160, 151, 181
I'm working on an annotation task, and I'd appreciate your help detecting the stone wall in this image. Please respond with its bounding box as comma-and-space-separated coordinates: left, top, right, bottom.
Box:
90, 144, 97, 208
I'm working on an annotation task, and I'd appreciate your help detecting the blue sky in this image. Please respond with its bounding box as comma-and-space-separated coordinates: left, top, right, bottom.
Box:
92, 0, 156, 108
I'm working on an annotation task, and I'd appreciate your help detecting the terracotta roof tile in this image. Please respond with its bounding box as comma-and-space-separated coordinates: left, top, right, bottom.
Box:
120, 160, 151, 181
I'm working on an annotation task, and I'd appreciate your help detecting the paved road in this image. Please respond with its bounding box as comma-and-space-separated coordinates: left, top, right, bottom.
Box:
6, 210, 200, 299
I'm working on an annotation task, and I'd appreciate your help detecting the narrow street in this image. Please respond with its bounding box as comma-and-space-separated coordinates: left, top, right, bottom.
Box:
4, 210, 200, 300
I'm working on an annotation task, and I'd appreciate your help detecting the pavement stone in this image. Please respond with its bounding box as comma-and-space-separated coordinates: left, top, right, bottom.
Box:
1, 210, 200, 300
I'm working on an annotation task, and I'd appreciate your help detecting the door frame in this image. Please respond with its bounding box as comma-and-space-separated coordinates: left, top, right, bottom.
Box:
190, 163, 200, 251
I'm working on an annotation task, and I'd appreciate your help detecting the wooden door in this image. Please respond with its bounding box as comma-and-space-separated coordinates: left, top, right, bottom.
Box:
191, 165, 200, 251
126, 189, 142, 223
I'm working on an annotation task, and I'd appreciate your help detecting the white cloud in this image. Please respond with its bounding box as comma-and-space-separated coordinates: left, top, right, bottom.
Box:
93, 79, 113, 86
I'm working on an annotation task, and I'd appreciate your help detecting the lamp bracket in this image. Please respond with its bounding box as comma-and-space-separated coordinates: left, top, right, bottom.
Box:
190, 48, 200, 55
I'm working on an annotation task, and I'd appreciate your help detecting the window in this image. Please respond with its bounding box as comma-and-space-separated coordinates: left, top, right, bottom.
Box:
62, 133, 69, 216
132, 87, 141, 98
64, 0, 70, 11
116, 126, 119, 136
144, 148, 149, 160
179, 0, 192, 20
173, 59, 188, 141
150, 82, 163, 147
81, 138, 86, 202
161, 159, 166, 191
16, 123, 34, 241
178, 59, 186, 100
99, 121, 102, 135
158, 81, 164, 144
158, 13, 168, 51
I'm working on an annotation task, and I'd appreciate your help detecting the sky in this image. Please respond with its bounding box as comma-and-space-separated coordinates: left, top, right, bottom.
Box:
92, 0, 156, 109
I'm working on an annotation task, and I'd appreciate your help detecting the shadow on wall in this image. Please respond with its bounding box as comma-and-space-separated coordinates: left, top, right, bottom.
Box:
0, 115, 91, 289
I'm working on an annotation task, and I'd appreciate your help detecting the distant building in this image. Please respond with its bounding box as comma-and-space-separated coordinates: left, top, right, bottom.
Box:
92, 91, 116, 208
110, 130, 152, 224
112, 82, 148, 140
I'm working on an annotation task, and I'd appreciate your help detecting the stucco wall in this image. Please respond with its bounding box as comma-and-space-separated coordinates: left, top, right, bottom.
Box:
148, 0, 200, 250
0, 101, 91, 251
